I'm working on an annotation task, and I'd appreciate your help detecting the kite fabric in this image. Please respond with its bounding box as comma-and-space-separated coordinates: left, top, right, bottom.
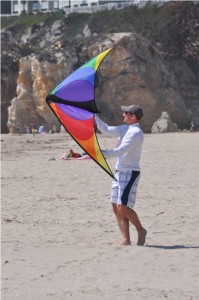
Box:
46, 48, 115, 179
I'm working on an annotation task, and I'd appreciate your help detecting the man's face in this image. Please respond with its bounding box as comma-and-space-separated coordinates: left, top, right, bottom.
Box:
123, 111, 137, 124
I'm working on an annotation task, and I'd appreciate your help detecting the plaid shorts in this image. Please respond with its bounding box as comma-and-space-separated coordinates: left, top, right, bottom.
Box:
111, 170, 140, 209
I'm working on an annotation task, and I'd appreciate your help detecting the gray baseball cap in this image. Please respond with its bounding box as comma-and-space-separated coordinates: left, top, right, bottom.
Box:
121, 104, 143, 119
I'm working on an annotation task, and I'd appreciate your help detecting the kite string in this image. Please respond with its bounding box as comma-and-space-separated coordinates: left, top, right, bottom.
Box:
0, 99, 43, 104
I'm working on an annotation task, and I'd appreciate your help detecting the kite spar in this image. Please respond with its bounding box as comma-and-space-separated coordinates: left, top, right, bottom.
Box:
46, 48, 115, 179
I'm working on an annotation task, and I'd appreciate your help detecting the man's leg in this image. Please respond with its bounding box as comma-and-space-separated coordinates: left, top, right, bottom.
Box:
112, 204, 131, 245
118, 205, 147, 246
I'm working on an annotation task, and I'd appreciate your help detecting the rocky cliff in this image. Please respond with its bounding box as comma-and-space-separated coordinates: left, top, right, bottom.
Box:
1, 2, 199, 133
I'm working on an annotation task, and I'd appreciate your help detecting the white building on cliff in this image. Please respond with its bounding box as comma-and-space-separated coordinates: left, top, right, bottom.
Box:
1, 1, 142, 16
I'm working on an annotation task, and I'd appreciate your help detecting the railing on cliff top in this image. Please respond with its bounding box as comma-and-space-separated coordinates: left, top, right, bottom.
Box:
63, 1, 146, 15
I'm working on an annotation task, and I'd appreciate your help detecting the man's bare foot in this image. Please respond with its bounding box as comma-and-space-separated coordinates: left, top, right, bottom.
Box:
137, 228, 147, 246
119, 240, 131, 246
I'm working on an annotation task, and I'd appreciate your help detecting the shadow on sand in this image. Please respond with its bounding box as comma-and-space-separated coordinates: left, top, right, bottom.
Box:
145, 244, 199, 250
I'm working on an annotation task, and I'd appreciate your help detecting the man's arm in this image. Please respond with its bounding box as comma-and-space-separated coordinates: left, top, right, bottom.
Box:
103, 130, 141, 158
95, 115, 120, 137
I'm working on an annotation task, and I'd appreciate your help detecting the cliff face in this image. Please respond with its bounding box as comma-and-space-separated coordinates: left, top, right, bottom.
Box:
1, 2, 199, 133
7, 54, 69, 133
95, 35, 189, 131
6, 34, 189, 133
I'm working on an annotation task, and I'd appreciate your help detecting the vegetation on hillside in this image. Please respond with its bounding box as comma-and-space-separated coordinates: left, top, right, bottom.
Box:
1, 10, 65, 29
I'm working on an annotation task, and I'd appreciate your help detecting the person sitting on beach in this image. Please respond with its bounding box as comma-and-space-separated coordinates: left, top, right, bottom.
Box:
49, 149, 91, 161
66, 149, 82, 158
57, 149, 82, 160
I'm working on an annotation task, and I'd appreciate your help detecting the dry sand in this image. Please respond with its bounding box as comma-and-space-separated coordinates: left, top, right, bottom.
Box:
1, 132, 199, 300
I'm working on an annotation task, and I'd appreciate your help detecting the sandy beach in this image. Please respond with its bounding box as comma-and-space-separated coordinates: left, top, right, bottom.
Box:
1, 132, 199, 300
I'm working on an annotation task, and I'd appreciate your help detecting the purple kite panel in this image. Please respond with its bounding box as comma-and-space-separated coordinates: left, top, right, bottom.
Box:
56, 80, 94, 102
56, 67, 95, 91
56, 103, 93, 120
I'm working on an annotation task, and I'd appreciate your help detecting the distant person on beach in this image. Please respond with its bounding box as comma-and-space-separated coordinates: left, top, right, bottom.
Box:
66, 149, 82, 158
49, 149, 91, 161
190, 121, 195, 132
16, 123, 20, 134
95, 104, 147, 246
38, 125, 45, 134
24, 124, 30, 134
52, 124, 57, 133
30, 120, 36, 136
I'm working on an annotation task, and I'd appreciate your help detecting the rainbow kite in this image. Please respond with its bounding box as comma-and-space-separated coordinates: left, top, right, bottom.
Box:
46, 48, 115, 179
